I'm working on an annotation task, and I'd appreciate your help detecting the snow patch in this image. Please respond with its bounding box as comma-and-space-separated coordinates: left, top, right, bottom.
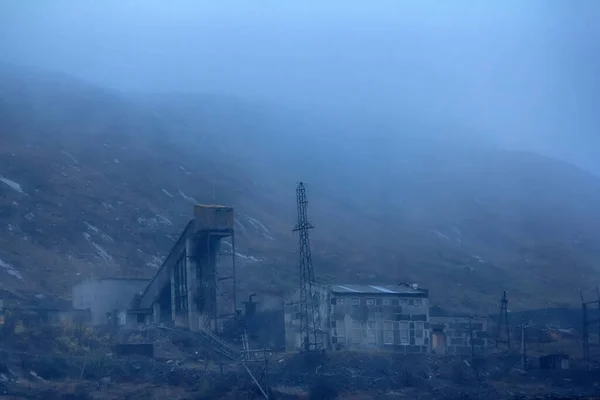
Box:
137, 214, 173, 228
156, 214, 173, 226
61, 150, 79, 165
0, 257, 23, 280
471, 255, 485, 263
0, 176, 25, 194
432, 230, 449, 241
245, 215, 273, 240
83, 233, 113, 263
161, 189, 173, 198
235, 252, 262, 263
84, 222, 99, 233
178, 190, 198, 204
146, 255, 163, 269
452, 227, 463, 244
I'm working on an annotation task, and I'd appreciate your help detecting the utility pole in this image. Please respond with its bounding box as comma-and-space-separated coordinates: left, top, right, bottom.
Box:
468, 318, 475, 362
495, 290, 511, 349
580, 287, 600, 360
293, 182, 323, 352
520, 320, 527, 370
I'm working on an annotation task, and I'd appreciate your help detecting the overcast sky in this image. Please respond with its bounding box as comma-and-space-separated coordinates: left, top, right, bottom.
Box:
1, 0, 599, 172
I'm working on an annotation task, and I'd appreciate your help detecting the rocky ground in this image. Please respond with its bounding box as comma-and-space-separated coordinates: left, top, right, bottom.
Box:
0, 323, 598, 400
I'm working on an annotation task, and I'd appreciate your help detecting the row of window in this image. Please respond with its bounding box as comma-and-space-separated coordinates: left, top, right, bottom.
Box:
331, 320, 426, 346
332, 297, 424, 306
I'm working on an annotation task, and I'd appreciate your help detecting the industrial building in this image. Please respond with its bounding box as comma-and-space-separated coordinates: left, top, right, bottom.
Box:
284, 283, 489, 354
137, 204, 236, 332
67, 200, 489, 356
284, 283, 431, 352
72, 205, 236, 333
429, 314, 489, 355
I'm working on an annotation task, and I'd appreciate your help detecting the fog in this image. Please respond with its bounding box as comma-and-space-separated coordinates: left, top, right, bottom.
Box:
1, 0, 599, 172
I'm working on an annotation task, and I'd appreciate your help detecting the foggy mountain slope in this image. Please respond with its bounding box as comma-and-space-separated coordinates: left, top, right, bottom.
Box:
1, 68, 599, 312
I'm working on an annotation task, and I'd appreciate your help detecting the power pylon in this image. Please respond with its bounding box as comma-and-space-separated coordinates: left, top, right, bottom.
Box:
293, 182, 323, 352
495, 290, 510, 349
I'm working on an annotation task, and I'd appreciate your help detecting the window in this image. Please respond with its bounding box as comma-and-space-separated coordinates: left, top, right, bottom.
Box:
367, 321, 377, 345
331, 321, 337, 328
399, 299, 408, 306
383, 299, 390, 306
383, 330, 394, 345
332, 322, 346, 346
338, 298, 344, 305
413, 299, 422, 306
414, 322, 424, 338
383, 320, 394, 345
399, 321, 410, 345
366, 298, 374, 306
352, 320, 361, 328
351, 298, 360, 305
391, 299, 399, 306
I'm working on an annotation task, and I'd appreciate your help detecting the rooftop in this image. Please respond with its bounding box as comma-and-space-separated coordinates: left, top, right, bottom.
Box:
328, 283, 428, 296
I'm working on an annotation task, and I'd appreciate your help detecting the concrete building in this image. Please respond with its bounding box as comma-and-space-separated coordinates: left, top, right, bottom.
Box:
138, 205, 236, 332
428, 315, 489, 355
284, 283, 430, 353
72, 278, 150, 325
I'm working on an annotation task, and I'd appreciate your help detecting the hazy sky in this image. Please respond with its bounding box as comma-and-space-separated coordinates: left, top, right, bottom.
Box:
1, 0, 599, 171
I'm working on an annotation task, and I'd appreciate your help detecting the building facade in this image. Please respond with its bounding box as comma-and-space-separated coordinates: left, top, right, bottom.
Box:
428, 315, 489, 355
285, 283, 431, 353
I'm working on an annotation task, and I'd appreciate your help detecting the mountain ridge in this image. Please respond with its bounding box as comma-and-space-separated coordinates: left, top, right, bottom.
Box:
0, 66, 598, 313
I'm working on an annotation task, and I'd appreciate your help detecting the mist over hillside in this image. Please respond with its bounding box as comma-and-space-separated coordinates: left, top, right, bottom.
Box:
1, 66, 599, 313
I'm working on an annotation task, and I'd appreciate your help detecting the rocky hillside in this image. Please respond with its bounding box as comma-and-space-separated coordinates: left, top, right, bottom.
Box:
1, 65, 599, 313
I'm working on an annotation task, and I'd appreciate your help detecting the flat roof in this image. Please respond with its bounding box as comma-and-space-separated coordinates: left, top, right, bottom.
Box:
329, 284, 428, 296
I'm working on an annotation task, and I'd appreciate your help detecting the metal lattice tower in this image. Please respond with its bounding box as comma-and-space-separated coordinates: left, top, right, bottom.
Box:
293, 182, 323, 352
495, 290, 511, 349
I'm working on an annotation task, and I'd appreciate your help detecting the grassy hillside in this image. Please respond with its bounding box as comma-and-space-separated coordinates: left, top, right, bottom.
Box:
0, 65, 598, 313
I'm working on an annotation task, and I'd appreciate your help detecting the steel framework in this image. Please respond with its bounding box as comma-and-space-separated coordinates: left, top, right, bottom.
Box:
293, 182, 323, 351
580, 287, 600, 360
495, 290, 511, 349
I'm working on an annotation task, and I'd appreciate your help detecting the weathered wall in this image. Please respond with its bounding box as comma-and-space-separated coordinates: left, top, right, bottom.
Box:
329, 294, 430, 353
284, 286, 430, 353
429, 316, 489, 355
72, 278, 150, 325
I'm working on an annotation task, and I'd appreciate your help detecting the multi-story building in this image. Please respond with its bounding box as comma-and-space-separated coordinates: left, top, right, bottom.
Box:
284, 283, 431, 353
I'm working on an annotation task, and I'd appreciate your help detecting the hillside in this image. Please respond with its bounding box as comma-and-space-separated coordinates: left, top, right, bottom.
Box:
1, 66, 599, 313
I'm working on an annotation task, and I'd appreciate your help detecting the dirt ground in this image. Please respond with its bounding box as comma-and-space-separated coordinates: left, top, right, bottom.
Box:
0, 350, 598, 400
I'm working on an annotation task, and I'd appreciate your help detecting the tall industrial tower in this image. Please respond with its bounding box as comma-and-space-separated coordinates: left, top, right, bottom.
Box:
293, 182, 323, 351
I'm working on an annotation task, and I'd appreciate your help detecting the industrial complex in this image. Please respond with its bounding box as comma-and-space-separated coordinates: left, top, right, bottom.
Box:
62, 184, 491, 357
